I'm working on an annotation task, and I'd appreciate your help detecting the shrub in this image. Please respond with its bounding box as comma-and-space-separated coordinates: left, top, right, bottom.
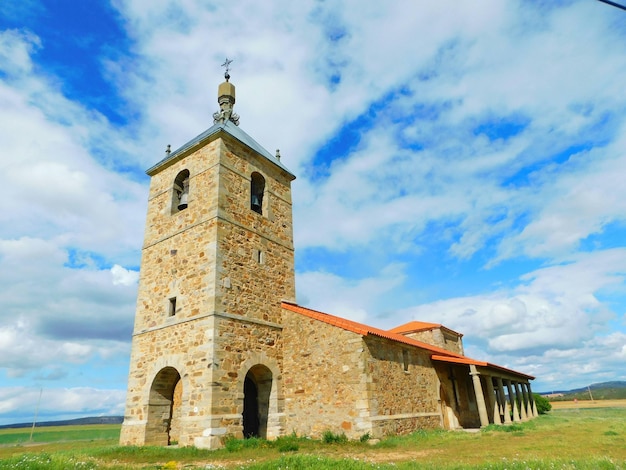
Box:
359, 432, 371, 443
321, 430, 347, 444
223, 437, 243, 452
275, 435, 300, 452
533, 394, 552, 414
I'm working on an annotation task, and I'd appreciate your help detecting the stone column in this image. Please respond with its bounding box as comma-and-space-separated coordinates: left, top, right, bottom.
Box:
496, 378, 511, 424
515, 382, 528, 421
506, 380, 520, 422
469, 365, 490, 428
520, 382, 533, 420
526, 383, 539, 418
485, 376, 501, 425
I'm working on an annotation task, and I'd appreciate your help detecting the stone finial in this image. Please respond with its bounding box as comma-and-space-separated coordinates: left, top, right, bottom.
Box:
166, 144, 171, 156
213, 58, 240, 126
275, 149, 281, 161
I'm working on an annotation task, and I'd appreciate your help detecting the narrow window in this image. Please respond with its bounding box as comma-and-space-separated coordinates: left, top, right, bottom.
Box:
168, 297, 177, 317
172, 169, 190, 214
256, 249, 264, 264
250, 172, 265, 215
402, 349, 409, 372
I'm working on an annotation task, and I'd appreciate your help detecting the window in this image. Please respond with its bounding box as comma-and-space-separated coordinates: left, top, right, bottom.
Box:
168, 297, 177, 317
172, 170, 190, 214
402, 349, 409, 372
250, 172, 265, 215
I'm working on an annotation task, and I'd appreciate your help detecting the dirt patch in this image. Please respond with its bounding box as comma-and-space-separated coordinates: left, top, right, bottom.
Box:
356, 449, 442, 463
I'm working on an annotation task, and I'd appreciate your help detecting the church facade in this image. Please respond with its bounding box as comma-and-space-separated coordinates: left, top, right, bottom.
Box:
120, 76, 537, 449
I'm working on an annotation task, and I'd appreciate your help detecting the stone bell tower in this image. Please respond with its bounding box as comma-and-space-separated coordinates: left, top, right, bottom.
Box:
120, 68, 296, 449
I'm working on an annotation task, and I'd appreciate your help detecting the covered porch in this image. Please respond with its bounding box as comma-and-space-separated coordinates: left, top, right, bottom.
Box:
433, 355, 537, 429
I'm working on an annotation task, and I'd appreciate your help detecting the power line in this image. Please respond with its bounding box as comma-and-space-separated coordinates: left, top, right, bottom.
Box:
597, 0, 626, 12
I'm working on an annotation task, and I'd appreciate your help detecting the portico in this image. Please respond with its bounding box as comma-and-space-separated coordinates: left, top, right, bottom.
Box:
432, 355, 537, 428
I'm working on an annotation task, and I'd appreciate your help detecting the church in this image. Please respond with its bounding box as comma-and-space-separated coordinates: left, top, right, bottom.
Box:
119, 71, 538, 449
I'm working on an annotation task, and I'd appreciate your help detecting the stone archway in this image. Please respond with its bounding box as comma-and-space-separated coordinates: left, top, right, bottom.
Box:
145, 367, 182, 446
242, 365, 272, 439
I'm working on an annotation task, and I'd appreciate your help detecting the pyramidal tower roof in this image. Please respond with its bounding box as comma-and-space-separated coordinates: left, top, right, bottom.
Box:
147, 67, 294, 178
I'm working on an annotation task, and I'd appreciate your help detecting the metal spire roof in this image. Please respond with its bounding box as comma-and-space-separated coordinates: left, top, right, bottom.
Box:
146, 119, 295, 178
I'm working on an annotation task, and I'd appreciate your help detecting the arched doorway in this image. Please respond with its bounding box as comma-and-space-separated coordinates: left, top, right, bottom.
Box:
242, 365, 272, 439
146, 367, 182, 446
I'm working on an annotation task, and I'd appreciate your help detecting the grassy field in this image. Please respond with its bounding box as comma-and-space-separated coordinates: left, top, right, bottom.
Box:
1, 404, 625, 469
549, 398, 626, 410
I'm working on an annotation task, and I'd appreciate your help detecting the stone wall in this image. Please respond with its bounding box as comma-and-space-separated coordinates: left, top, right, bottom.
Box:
282, 310, 369, 439
215, 137, 296, 325
282, 310, 446, 440
363, 336, 442, 437
402, 328, 464, 355
119, 316, 217, 447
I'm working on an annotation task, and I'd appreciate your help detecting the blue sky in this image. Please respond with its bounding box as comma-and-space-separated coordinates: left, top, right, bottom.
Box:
1, 0, 626, 425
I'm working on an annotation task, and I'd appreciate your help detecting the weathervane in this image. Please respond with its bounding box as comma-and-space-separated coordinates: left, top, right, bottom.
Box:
213, 57, 239, 126
221, 58, 233, 82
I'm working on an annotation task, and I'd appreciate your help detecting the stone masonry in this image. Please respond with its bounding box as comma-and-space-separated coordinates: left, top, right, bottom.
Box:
120, 77, 296, 448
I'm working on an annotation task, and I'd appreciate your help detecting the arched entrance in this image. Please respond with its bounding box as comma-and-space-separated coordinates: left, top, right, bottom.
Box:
146, 367, 182, 446
242, 365, 272, 439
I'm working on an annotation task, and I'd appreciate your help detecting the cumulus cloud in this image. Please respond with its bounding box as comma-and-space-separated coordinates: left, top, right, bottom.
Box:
297, 263, 406, 323
396, 248, 626, 388
0, 387, 126, 424
111, 264, 139, 286
0, 30, 141, 389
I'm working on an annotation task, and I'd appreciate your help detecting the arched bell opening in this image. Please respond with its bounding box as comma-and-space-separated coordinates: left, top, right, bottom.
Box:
250, 172, 265, 215
172, 169, 190, 214
145, 367, 182, 446
242, 364, 272, 439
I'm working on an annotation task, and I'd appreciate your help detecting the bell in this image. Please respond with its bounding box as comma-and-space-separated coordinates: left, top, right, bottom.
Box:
251, 194, 261, 212
177, 178, 189, 211
177, 192, 188, 210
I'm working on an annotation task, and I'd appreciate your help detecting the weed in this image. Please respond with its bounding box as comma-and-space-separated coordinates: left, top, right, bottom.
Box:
321, 430, 347, 444
274, 435, 300, 452
223, 437, 243, 452
484, 423, 525, 433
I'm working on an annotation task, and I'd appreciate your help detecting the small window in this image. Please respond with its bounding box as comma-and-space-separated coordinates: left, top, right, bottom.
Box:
256, 249, 264, 264
168, 297, 177, 317
250, 172, 265, 215
402, 349, 409, 372
172, 169, 190, 214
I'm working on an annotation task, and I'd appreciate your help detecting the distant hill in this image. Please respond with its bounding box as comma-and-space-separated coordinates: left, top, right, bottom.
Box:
0, 415, 123, 430
541, 381, 626, 401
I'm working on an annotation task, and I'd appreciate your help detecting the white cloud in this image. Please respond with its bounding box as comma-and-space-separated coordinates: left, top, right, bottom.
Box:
111, 264, 139, 286
395, 248, 626, 389
0, 387, 126, 424
297, 264, 406, 323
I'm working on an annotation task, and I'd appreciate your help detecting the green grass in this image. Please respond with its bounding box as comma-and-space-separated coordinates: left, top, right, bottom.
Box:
0, 424, 120, 445
0, 408, 625, 469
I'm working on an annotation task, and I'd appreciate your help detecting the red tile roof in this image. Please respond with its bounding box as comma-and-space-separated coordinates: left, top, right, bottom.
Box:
389, 320, 463, 338
281, 301, 534, 380
431, 355, 535, 380
281, 301, 461, 358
